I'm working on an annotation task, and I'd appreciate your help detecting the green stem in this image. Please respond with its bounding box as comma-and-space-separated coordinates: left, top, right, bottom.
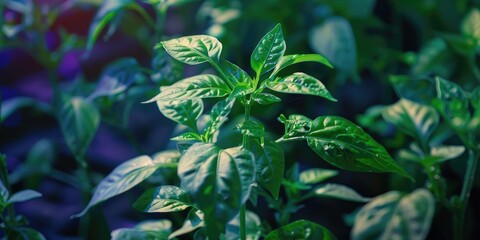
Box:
0, 155, 16, 226
239, 100, 252, 240
424, 163, 446, 204
453, 149, 479, 240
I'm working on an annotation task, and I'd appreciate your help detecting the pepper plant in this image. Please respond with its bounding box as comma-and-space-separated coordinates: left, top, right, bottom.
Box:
75, 23, 413, 239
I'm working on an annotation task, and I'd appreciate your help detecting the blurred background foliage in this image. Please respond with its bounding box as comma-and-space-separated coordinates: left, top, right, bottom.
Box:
0, 0, 479, 239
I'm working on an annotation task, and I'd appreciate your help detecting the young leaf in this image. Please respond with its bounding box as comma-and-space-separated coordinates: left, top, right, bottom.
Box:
144, 74, 231, 102
312, 183, 370, 202
171, 132, 203, 141
169, 209, 205, 239
72, 156, 158, 218
253, 93, 281, 105
237, 120, 265, 138
203, 98, 235, 140
305, 116, 411, 179
177, 143, 255, 238
221, 59, 253, 87
59, 97, 100, 158
266, 73, 337, 102
461, 8, 480, 46
229, 83, 254, 100
111, 220, 171, 240
160, 35, 222, 64
265, 219, 336, 240
299, 168, 338, 185
255, 141, 285, 200
251, 24, 286, 76
157, 99, 203, 131
382, 98, 439, 144
7, 189, 42, 204
133, 185, 193, 213
271, 54, 333, 76
433, 77, 471, 131
352, 189, 434, 240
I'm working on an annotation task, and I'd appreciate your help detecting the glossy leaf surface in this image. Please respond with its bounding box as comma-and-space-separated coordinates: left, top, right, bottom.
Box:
267, 73, 336, 101
73, 156, 158, 217
251, 24, 286, 75
160, 35, 222, 64
145, 74, 230, 102
59, 97, 100, 158
272, 54, 333, 76
253, 93, 281, 105
313, 183, 369, 202
133, 185, 193, 213
237, 120, 265, 138
169, 209, 205, 239
265, 219, 336, 240
221, 59, 253, 87
203, 98, 235, 140
111, 220, 171, 240
255, 141, 284, 199
157, 99, 203, 130
434, 77, 471, 131
352, 189, 434, 240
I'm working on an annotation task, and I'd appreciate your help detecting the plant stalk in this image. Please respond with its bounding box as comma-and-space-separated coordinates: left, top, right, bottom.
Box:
239, 100, 252, 240
0, 155, 16, 226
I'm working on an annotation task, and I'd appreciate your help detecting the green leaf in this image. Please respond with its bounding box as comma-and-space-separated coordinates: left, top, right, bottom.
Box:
441, 33, 476, 57
253, 93, 281, 105
266, 73, 337, 102
157, 99, 203, 130
169, 209, 205, 239
352, 189, 434, 240
424, 145, 465, 164
255, 141, 285, 200
152, 149, 181, 165
111, 220, 172, 240
178, 143, 255, 238
382, 98, 439, 144
271, 54, 333, 76
237, 120, 265, 138
7, 189, 42, 204
59, 97, 100, 158
305, 116, 411, 179
309, 16, 356, 78
203, 98, 236, 141
133, 185, 193, 213
389, 75, 436, 105
160, 35, 222, 65
461, 8, 480, 46
312, 183, 370, 202
221, 59, 253, 87
144, 74, 231, 102
225, 211, 262, 240
0, 178, 9, 205
411, 38, 449, 74
265, 219, 336, 240
0, 97, 50, 122
229, 83, 255, 100
72, 155, 158, 218
433, 77, 471, 131
299, 168, 339, 185
171, 132, 203, 141
86, 0, 152, 51
89, 58, 140, 100
279, 114, 313, 137
251, 24, 286, 76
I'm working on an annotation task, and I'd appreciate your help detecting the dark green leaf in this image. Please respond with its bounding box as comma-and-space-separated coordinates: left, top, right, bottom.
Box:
279, 114, 313, 137
312, 183, 370, 202
272, 54, 333, 76
221, 59, 253, 87
255, 141, 284, 200
299, 168, 338, 185
441, 33, 476, 57
7, 189, 42, 204
382, 98, 439, 143
0, 97, 50, 122
160, 35, 222, 64
144, 74, 230, 102
251, 24, 286, 76
157, 99, 203, 130
169, 209, 205, 239
265, 219, 336, 240
59, 97, 100, 158
72, 155, 158, 218
253, 93, 281, 105
203, 98, 235, 141
133, 185, 193, 213
151, 49, 184, 84
229, 83, 254, 100
89, 58, 139, 99
309, 16, 356, 78
171, 132, 203, 141
389, 75, 436, 105
433, 77, 471, 131
225, 211, 262, 240
0, 178, 9, 205
412, 38, 449, 74
305, 116, 411, 179
178, 143, 255, 238
461, 8, 480, 46
266, 73, 336, 101
111, 220, 171, 240
237, 120, 265, 138
352, 189, 434, 240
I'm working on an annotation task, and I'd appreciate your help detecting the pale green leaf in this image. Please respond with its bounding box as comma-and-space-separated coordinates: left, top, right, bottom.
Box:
253, 93, 281, 105
265, 219, 336, 240
271, 54, 333, 77
237, 120, 265, 138
461, 8, 480, 46
352, 189, 434, 240
72, 155, 158, 218
169, 209, 205, 239
313, 183, 370, 202
267, 73, 336, 102
133, 185, 193, 213
111, 220, 171, 240
59, 97, 100, 158
251, 24, 286, 75
160, 35, 222, 64
157, 99, 203, 130
299, 168, 338, 185
7, 189, 42, 204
